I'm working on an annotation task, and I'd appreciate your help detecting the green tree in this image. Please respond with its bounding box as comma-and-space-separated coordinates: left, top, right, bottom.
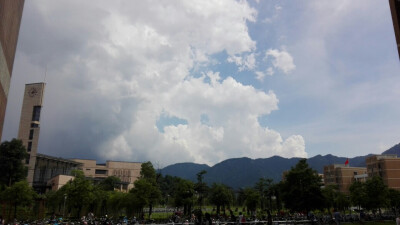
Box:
0, 139, 28, 186
98, 176, 122, 191
62, 170, 94, 217
281, 159, 324, 213
237, 188, 245, 206
209, 183, 233, 215
335, 192, 350, 212
140, 161, 157, 180
130, 162, 161, 219
194, 170, 208, 209
243, 188, 260, 215
173, 179, 195, 215
364, 176, 388, 215
254, 178, 273, 210
90, 186, 110, 216
44, 190, 60, 215
387, 189, 400, 216
270, 183, 282, 210
349, 181, 366, 210
1, 180, 36, 221
158, 175, 179, 205
107, 191, 127, 217
321, 184, 350, 212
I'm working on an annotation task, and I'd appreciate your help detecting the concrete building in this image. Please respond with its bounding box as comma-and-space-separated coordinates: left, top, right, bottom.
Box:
0, 0, 25, 139
47, 174, 75, 192
33, 153, 81, 193
71, 159, 142, 191
323, 164, 367, 193
17, 82, 45, 186
366, 154, 400, 190
390, 0, 400, 59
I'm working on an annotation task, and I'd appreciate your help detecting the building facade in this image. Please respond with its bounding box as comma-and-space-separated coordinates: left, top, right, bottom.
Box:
71, 159, 142, 191
33, 154, 81, 193
17, 82, 45, 186
366, 154, 400, 190
390, 0, 400, 59
0, 0, 25, 139
46, 174, 75, 192
323, 164, 367, 193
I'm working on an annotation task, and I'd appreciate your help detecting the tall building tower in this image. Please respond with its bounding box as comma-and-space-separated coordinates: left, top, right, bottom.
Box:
0, 0, 25, 139
18, 82, 45, 186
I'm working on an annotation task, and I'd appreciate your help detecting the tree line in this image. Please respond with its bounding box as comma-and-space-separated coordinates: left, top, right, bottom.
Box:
1, 139, 400, 222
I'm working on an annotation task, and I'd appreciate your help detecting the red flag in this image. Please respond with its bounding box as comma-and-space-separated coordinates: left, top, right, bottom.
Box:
345, 158, 349, 166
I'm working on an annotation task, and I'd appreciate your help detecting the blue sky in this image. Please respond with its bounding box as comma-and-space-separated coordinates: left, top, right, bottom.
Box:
2, 0, 400, 167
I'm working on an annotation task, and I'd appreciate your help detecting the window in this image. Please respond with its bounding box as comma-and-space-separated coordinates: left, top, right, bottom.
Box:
95, 169, 107, 175
32, 106, 41, 122
31, 123, 39, 128
27, 142, 32, 152
25, 157, 30, 164
29, 129, 34, 140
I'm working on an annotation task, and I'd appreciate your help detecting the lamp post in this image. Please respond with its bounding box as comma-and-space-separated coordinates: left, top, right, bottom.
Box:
63, 194, 67, 219
165, 195, 169, 219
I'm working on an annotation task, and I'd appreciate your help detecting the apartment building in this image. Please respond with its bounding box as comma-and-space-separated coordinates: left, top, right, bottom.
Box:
323, 164, 367, 193
366, 154, 400, 190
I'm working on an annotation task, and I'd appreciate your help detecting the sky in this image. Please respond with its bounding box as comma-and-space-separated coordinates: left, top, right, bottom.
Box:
2, 0, 400, 167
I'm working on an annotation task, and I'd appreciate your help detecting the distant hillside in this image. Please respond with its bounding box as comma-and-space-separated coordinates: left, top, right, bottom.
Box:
307, 154, 370, 172
204, 156, 301, 189
382, 143, 400, 156
160, 162, 210, 181
159, 146, 391, 190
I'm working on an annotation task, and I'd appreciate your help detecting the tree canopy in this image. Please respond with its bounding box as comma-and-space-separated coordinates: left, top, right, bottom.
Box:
1, 180, 36, 220
209, 183, 233, 215
98, 176, 122, 191
364, 176, 388, 213
281, 159, 324, 213
130, 161, 161, 219
0, 139, 28, 187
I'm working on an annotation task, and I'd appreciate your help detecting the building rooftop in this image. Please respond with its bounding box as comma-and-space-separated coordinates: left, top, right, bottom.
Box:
368, 154, 398, 160
36, 153, 82, 165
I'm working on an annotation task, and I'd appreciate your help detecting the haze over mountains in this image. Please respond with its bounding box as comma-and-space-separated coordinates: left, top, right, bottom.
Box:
160, 143, 400, 190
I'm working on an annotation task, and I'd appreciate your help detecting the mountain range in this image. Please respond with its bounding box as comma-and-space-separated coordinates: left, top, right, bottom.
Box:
160, 143, 400, 190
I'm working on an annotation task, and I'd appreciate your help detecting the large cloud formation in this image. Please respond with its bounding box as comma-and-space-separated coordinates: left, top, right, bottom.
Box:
9, 0, 307, 166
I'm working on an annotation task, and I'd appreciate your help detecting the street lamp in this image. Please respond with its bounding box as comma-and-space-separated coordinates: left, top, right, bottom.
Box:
63, 194, 67, 219
165, 195, 170, 219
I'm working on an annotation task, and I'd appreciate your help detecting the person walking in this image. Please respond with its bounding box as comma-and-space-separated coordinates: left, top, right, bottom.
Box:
238, 212, 244, 225
205, 213, 212, 225
333, 209, 341, 225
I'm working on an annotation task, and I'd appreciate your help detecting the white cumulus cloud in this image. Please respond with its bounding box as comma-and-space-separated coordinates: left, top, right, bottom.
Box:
227, 53, 256, 71
265, 48, 296, 74
7, 0, 307, 166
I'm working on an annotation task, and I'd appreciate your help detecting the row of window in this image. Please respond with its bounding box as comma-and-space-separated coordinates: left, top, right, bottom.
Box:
121, 177, 131, 183
23, 106, 42, 166
95, 169, 107, 175
112, 169, 132, 176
